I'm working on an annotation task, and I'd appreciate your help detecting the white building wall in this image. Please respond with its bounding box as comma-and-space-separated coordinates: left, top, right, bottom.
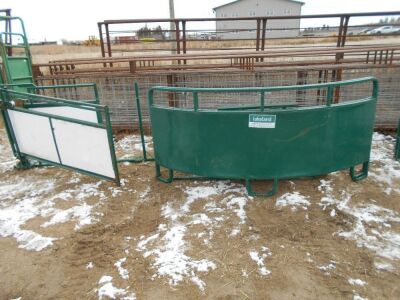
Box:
214, 0, 302, 39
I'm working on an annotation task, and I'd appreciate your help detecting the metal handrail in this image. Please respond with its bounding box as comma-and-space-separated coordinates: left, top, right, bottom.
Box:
148, 77, 378, 111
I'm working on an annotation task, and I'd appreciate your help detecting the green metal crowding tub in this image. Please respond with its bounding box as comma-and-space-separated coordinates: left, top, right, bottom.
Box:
148, 77, 378, 196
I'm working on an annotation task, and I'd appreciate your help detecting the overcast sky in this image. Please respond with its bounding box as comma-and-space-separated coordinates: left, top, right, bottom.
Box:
2, 0, 400, 41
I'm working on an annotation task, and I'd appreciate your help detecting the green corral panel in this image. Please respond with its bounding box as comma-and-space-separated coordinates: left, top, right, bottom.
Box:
151, 99, 376, 179
148, 77, 378, 195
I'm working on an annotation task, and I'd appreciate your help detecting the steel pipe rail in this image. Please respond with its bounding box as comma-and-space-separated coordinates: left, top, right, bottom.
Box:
97, 11, 400, 58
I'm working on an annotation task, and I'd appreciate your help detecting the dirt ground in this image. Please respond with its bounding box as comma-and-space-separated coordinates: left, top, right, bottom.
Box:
0, 127, 399, 300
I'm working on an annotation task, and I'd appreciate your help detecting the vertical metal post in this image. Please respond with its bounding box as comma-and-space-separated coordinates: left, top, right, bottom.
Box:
98, 23, 106, 62
193, 92, 199, 111
260, 18, 267, 62
167, 74, 177, 107
0, 89, 18, 157
260, 91, 265, 111
333, 16, 344, 80
182, 21, 187, 54
175, 21, 181, 65
105, 23, 112, 58
326, 86, 334, 106
296, 70, 307, 105
134, 82, 148, 161
5, 9, 12, 56
182, 21, 187, 65
395, 118, 400, 160
336, 16, 345, 48
340, 16, 350, 47
169, 0, 176, 54
104, 105, 120, 186
333, 15, 350, 104
255, 18, 261, 52
175, 20, 181, 55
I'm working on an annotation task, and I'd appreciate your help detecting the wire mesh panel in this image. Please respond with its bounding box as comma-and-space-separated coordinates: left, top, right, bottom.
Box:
35, 64, 400, 130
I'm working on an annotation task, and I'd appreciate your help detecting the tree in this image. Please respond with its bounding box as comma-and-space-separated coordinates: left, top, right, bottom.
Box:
137, 25, 166, 40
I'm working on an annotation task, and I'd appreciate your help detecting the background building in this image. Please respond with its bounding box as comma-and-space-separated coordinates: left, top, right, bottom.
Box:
213, 0, 304, 39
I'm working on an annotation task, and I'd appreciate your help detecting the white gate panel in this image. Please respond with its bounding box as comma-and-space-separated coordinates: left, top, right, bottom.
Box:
7, 110, 60, 163
52, 119, 115, 179
30, 106, 99, 123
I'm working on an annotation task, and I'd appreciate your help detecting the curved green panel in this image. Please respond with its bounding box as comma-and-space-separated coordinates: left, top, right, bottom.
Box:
150, 98, 376, 180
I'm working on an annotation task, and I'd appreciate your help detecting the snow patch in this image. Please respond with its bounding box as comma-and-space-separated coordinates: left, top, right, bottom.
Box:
116, 135, 153, 155
0, 178, 57, 251
137, 224, 216, 291
41, 203, 94, 230
97, 276, 136, 300
226, 196, 248, 224
0, 174, 107, 250
276, 192, 310, 211
115, 257, 129, 280
249, 249, 271, 276
318, 178, 400, 261
374, 260, 395, 271
338, 202, 400, 260
348, 278, 367, 286
139, 186, 151, 200
136, 181, 252, 291
353, 293, 368, 300
369, 133, 400, 195
318, 261, 336, 275
86, 262, 94, 269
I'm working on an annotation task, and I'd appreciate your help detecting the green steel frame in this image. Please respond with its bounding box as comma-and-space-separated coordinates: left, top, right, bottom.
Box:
0, 16, 101, 101
148, 77, 379, 197
0, 16, 34, 89
396, 118, 400, 161
0, 16, 104, 145
0, 82, 101, 161
117, 82, 154, 163
0, 88, 120, 185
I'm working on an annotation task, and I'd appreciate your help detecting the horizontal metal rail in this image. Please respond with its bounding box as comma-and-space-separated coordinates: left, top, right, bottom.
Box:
148, 77, 378, 111
0, 87, 103, 112
33, 45, 400, 78
101, 11, 400, 24
98, 11, 400, 58
45, 45, 400, 65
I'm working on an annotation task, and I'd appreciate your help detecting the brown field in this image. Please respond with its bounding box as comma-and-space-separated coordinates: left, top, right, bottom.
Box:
1, 35, 399, 300
0, 128, 399, 299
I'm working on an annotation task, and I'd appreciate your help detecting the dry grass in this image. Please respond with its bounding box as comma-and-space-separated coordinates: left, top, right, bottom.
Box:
26, 35, 399, 64
110, 35, 385, 52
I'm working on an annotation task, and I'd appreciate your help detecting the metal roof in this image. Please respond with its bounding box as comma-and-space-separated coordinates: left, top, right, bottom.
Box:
213, 0, 305, 11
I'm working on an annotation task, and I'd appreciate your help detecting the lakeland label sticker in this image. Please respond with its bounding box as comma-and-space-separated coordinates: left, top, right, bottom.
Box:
248, 114, 276, 128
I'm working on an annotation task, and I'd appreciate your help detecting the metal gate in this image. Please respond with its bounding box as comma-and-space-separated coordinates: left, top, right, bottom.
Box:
0, 88, 120, 184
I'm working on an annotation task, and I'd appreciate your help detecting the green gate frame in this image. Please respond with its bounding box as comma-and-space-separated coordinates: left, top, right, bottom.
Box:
117, 82, 154, 163
148, 77, 378, 196
0, 87, 120, 185
0, 82, 102, 166
0, 16, 105, 159
0, 16, 101, 101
